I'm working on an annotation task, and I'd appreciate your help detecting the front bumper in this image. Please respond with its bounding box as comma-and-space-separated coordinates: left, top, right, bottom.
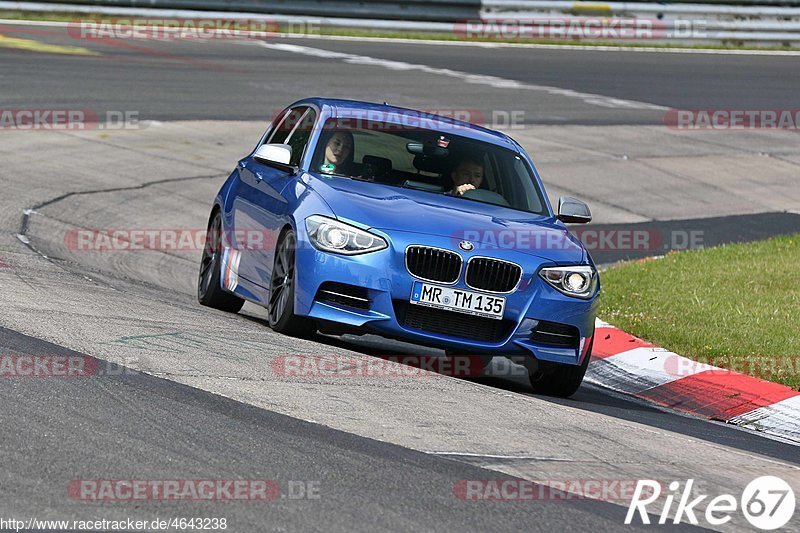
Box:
294, 227, 598, 366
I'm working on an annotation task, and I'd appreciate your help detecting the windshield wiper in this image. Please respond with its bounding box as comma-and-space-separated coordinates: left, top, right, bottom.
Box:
319, 171, 372, 182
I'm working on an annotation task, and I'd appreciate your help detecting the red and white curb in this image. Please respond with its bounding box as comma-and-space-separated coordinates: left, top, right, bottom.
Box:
587, 319, 800, 445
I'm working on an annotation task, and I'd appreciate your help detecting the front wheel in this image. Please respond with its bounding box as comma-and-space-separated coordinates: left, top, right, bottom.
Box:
268, 230, 315, 337
528, 339, 592, 398
198, 211, 245, 313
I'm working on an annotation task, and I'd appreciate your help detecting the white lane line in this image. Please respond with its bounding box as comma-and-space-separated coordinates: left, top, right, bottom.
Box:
257, 42, 669, 111
428, 452, 574, 461
303, 34, 800, 56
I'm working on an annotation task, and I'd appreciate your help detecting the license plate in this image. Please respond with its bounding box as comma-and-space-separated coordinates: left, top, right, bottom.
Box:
410, 282, 506, 320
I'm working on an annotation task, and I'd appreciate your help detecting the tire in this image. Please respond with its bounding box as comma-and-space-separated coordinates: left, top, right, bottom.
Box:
198, 211, 245, 313
268, 230, 316, 337
528, 339, 593, 398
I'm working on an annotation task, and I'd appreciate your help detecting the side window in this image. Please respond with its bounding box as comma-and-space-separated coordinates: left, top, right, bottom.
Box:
267, 107, 308, 145
260, 110, 287, 146
286, 109, 317, 166
265, 106, 316, 167
511, 156, 543, 213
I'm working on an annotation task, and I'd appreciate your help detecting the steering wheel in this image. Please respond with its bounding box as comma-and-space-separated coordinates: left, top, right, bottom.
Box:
462, 188, 510, 207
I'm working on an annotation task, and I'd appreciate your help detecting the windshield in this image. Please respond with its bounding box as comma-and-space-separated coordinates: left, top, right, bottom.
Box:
310, 118, 548, 215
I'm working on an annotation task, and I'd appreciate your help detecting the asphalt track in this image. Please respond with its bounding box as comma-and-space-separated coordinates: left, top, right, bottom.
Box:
1, 21, 799, 532
0, 23, 799, 123
3, 326, 680, 531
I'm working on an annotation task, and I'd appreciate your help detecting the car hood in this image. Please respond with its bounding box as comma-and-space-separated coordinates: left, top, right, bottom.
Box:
303, 173, 587, 264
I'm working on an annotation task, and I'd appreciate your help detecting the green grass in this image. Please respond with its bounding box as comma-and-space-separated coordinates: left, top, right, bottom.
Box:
0, 10, 797, 51
599, 234, 800, 390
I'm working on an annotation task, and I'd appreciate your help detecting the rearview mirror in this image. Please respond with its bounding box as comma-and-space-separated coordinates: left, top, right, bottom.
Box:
254, 143, 292, 166
406, 141, 448, 158
557, 196, 592, 224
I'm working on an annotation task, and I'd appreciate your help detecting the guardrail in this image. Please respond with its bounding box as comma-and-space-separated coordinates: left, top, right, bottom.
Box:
4, 0, 800, 43
10, 0, 483, 21
481, 1, 800, 42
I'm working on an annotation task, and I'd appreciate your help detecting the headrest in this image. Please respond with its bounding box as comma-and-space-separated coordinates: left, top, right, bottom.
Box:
412, 155, 449, 175
361, 155, 392, 178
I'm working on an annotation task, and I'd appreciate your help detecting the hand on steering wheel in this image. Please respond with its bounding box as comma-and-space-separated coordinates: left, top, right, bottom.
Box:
454, 183, 476, 196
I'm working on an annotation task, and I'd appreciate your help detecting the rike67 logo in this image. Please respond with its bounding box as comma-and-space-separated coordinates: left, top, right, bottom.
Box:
626, 477, 795, 530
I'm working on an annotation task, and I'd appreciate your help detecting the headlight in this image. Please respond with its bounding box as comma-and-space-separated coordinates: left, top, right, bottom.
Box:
539, 265, 597, 299
305, 215, 388, 255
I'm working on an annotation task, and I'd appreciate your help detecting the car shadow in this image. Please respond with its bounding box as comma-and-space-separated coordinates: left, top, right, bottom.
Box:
239, 307, 654, 411
237, 312, 798, 460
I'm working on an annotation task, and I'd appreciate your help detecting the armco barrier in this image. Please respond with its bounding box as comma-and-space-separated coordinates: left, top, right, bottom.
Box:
7, 0, 483, 21
4, 0, 800, 43
481, 1, 800, 42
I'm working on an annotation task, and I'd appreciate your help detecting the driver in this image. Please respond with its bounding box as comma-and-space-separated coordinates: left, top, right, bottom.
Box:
448, 157, 484, 196
320, 130, 354, 174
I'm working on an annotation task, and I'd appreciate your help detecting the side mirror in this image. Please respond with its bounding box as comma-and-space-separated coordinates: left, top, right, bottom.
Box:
557, 196, 592, 224
254, 143, 292, 166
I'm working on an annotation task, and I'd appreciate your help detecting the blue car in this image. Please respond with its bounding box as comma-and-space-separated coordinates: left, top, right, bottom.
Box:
198, 98, 599, 397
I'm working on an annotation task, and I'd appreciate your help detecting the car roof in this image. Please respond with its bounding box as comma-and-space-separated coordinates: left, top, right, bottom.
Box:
288, 97, 519, 150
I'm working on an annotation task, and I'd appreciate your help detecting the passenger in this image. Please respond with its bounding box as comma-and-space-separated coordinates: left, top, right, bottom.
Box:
320, 130, 354, 175
448, 157, 484, 196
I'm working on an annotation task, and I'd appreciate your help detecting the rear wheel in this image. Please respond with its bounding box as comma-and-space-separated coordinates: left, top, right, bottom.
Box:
268, 230, 315, 337
528, 339, 592, 398
198, 211, 245, 313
